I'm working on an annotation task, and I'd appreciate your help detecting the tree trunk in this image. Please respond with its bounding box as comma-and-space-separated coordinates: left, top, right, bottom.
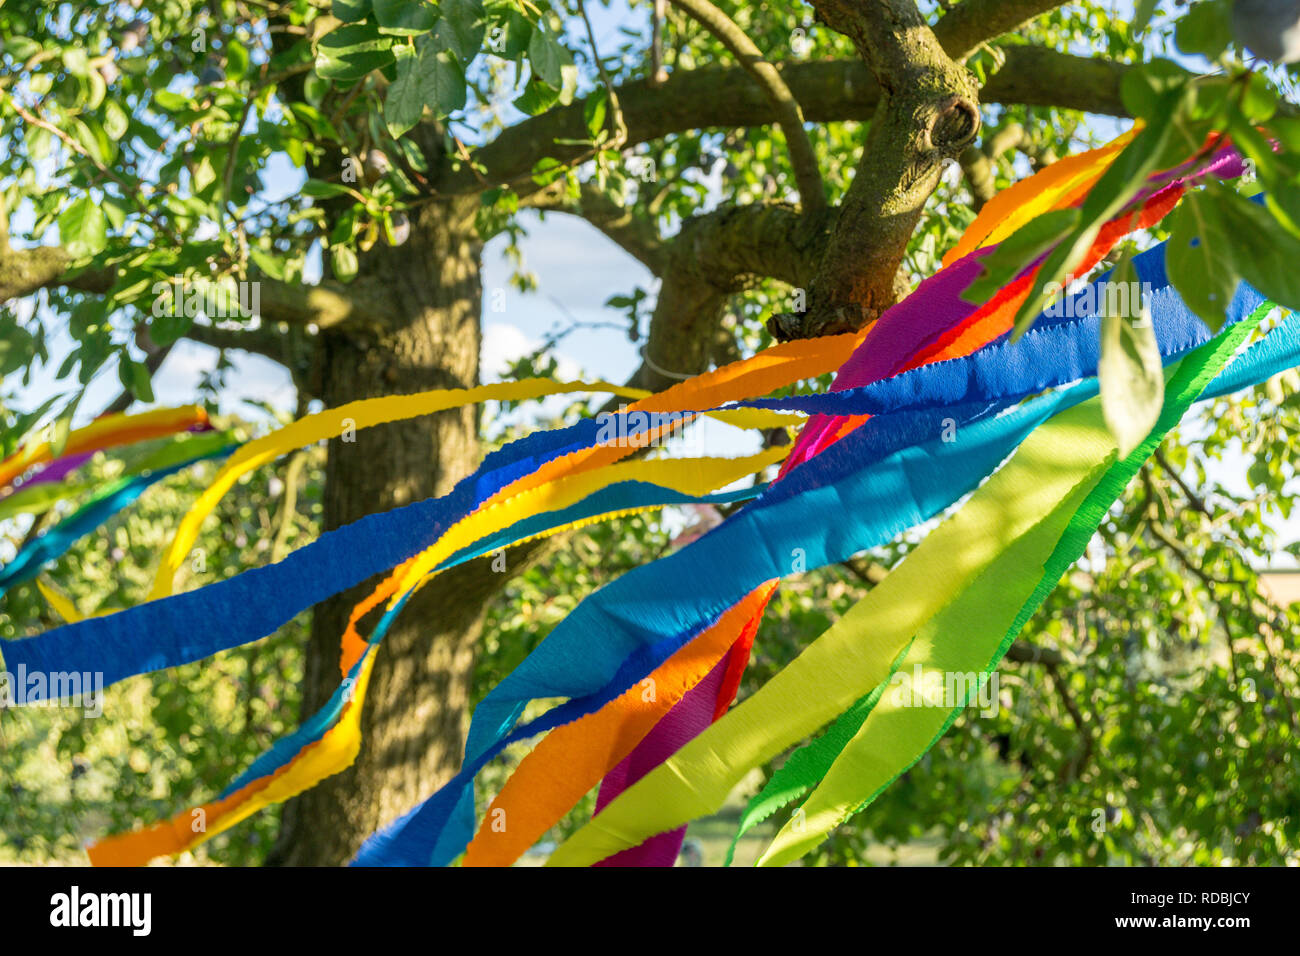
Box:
267, 196, 496, 866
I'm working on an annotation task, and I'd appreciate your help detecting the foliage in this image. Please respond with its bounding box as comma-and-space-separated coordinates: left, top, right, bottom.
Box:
0, 0, 1298, 867
0, 411, 321, 864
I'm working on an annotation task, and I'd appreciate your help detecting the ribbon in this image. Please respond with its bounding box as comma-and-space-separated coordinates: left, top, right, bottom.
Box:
751, 303, 1267, 867
84, 461, 784, 864
460, 582, 776, 867
0, 405, 209, 492
0, 444, 237, 594
147, 362, 839, 602
352, 265, 1267, 866
544, 303, 1281, 866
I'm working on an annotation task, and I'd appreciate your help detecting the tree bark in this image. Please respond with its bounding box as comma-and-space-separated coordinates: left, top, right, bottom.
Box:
267, 195, 491, 866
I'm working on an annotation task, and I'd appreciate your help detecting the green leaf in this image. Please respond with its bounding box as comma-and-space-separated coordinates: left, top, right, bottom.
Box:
226, 38, 251, 83
1240, 71, 1277, 123
490, 10, 533, 59
57, 195, 108, 260
286, 102, 340, 141
384, 35, 466, 137
528, 27, 566, 88
192, 154, 218, 194
2, 37, 43, 62
1222, 113, 1300, 238
26, 125, 51, 161
1132, 0, 1160, 36
1268, 115, 1300, 153
103, 98, 130, 140
1175, 0, 1232, 60
304, 71, 330, 108
151, 88, 191, 112
1188, 74, 1234, 120
302, 178, 355, 198
119, 355, 156, 403
583, 86, 609, 138
1166, 190, 1239, 332
329, 207, 360, 245
1011, 88, 1186, 338
149, 310, 193, 347
512, 75, 561, 116
333, 0, 372, 21
61, 47, 89, 77
1121, 59, 1193, 121
117, 354, 135, 393
374, 0, 437, 37
101, 196, 130, 231
47, 401, 79, 457
385, 44, 425, 136
1099, 252, 1164, 458
250, 247, 287, 281
436, 0, 487, 62
1210, 182, 1300, 312
0, 315, 35, 376
558, 60, 579, 106
69, 116, 115, 165
316, 24, 396, 82
530, 156, 566, 186
83, 69, 106, 110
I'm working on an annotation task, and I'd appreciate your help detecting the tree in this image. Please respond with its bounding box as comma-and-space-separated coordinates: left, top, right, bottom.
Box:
1, 0, 1297, 865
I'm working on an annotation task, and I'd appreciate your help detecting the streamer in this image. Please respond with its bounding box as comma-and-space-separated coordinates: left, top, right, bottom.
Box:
361, 273, 1266, 866
542, 308, 1276, 866
461, 582, 776, 867
0, 444, 236, 594
752, 304, 1265, 867
0, 405, 208, 492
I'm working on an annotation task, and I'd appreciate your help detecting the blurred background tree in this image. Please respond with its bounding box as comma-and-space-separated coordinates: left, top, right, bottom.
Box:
0, 0, 1297, 864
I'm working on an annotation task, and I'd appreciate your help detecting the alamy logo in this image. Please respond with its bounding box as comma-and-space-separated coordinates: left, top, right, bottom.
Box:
0, 665, 103, 717
1043, 279, 1154, 321
594, 405, 700, 451
890, 664, 1000, 717
152, 276, 261, 319
49, 886, 151, 936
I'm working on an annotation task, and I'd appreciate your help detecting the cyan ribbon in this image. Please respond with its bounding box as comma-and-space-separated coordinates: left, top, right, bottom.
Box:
0, 445, 237, 594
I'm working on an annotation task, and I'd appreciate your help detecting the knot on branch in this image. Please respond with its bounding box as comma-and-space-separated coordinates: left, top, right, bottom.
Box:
766, 300, 876, 342
928, 95, 981, 155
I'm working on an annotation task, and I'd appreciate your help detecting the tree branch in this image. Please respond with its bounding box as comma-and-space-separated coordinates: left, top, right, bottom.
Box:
253, 274, 387, 330
666, 0, 827, 214
933, 0, 1072, 62
777, 0, 980, 337
0, 90, 185, 246
628, 201, 828, 391
438, 47, 1131, 196
0, 234, 386, 332
1005, 641, 1067, 666
0, 243, 110, 301
1044, 658, 1093, 781
102, 340, 177, 414
959, 121, 1028, 210
181, 321, 296, 365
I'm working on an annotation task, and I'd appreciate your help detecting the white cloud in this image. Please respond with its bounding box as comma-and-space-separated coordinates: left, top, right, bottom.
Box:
481, 321, 582, 382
